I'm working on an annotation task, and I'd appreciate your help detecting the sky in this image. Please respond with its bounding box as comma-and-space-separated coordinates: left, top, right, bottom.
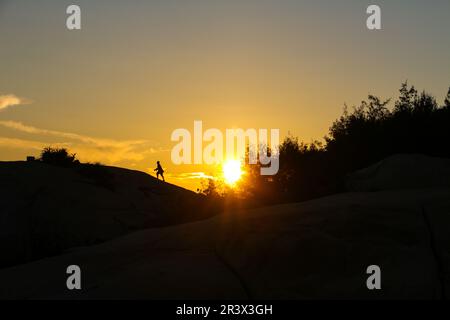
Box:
1, 0, 449, 190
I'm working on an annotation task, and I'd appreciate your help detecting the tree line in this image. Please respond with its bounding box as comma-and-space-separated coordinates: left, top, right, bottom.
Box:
205, 82, 450, 205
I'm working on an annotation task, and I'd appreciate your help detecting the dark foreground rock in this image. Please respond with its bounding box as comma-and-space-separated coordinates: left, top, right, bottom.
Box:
0, 161, 212, 268
346, 154, 450, 192
1, 154, 450, 299
0, 187, 449, 299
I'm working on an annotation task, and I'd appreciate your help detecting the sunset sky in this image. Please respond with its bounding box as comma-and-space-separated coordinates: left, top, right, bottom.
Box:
1, 0, 449, 190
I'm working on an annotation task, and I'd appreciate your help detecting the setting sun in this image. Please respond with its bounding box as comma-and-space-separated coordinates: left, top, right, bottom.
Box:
222, 160, 243, 185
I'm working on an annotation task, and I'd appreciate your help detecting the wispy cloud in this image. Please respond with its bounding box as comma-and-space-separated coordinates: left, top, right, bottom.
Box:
0, 137, 44, 150
0, 120, 146, 146
0, 94, 31, 111
170, 172, 215, 180
0, 120, 164, 164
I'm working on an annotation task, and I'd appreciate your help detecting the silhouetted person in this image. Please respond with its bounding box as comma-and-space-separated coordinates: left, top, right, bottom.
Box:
154, 161, 165, 182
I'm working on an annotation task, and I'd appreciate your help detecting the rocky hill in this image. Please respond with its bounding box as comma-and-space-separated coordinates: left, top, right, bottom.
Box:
0, 154, 449, 299
0, 161, 213, 268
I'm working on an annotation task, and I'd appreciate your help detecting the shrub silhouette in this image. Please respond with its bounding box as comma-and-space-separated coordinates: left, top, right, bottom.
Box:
39, 148, 115, 190
199, 178, 221, 198
40, 147, 78, 167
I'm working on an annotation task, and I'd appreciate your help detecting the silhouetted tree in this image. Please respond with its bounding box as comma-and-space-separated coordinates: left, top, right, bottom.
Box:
444, 87, 450, 108
241, 83, 450, 205
394, 81, 417, 114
